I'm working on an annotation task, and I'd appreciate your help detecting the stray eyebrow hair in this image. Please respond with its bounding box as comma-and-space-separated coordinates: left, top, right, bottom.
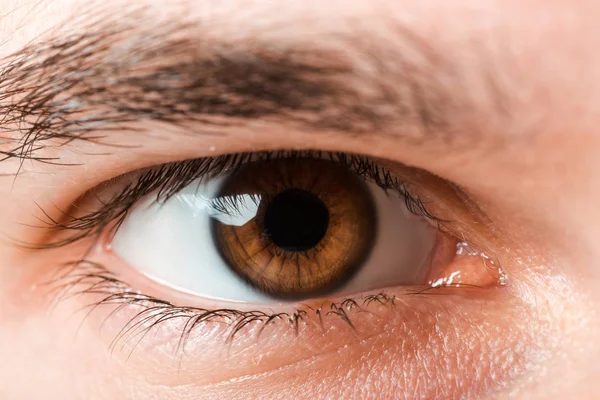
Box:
0, 6, 508, 164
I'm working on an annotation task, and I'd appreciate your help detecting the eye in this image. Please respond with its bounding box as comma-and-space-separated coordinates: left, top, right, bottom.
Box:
110, 155, 439, 302
39, 149, 511, 397
105, 152, 489, 304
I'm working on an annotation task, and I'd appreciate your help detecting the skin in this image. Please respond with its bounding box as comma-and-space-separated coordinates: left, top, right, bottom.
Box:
1, 0, 600, 399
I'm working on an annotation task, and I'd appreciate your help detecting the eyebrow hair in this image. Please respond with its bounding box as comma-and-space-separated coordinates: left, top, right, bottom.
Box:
0, 6, 508, 164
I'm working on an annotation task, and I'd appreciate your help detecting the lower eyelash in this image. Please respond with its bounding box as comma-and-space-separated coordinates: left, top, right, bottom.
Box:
45, 260, 408, 355
46, 258, 495, 358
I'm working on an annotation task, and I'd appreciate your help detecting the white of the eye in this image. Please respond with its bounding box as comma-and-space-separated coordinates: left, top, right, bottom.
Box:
111, 176, 436, 304
111, 176, 272, 303
340, 182, 436, 294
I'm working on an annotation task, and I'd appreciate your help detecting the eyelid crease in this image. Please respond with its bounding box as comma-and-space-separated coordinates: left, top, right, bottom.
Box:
29, 150, 446, 250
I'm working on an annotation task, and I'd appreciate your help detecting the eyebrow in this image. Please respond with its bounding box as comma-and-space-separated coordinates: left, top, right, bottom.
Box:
0, 8, 508, 163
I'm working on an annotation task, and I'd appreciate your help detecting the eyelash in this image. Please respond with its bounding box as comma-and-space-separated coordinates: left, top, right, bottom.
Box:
39, 150, 453, 351
51, 259, 452, 354
37, 150, 444, 249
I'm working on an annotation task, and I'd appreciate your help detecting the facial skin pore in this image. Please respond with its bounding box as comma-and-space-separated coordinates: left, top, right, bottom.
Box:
1, 1, 600, 399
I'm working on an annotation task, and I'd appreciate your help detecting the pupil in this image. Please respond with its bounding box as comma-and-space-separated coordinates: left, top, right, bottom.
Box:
264, 189, 329, 252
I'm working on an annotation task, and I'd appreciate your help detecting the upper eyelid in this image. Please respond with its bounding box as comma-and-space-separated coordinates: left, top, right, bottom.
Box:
29, 151, 445, 251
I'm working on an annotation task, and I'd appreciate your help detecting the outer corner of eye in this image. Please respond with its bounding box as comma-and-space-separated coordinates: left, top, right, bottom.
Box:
106, 151, 503, 310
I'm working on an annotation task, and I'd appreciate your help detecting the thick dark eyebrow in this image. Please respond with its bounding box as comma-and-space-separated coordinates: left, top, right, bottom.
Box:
0, 10, 508, 164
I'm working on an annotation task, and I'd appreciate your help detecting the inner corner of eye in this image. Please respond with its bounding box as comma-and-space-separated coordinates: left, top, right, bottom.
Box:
425, 236, 508, 290
105, 151, 501, 305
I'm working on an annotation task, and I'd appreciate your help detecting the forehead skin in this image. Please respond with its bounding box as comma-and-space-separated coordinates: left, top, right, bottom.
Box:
1, 0, 600, 399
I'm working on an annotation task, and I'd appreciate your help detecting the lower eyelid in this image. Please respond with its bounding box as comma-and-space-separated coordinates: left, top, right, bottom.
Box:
51, 259, 533, 398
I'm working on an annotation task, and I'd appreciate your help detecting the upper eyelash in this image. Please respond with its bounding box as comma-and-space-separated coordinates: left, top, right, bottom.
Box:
33, 150, 445, 249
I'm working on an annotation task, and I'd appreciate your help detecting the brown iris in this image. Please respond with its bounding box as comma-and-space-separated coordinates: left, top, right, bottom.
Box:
211, 157, 376, 299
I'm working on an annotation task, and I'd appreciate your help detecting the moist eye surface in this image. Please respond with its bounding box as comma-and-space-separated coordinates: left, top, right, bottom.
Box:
109, 151, 443, 304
